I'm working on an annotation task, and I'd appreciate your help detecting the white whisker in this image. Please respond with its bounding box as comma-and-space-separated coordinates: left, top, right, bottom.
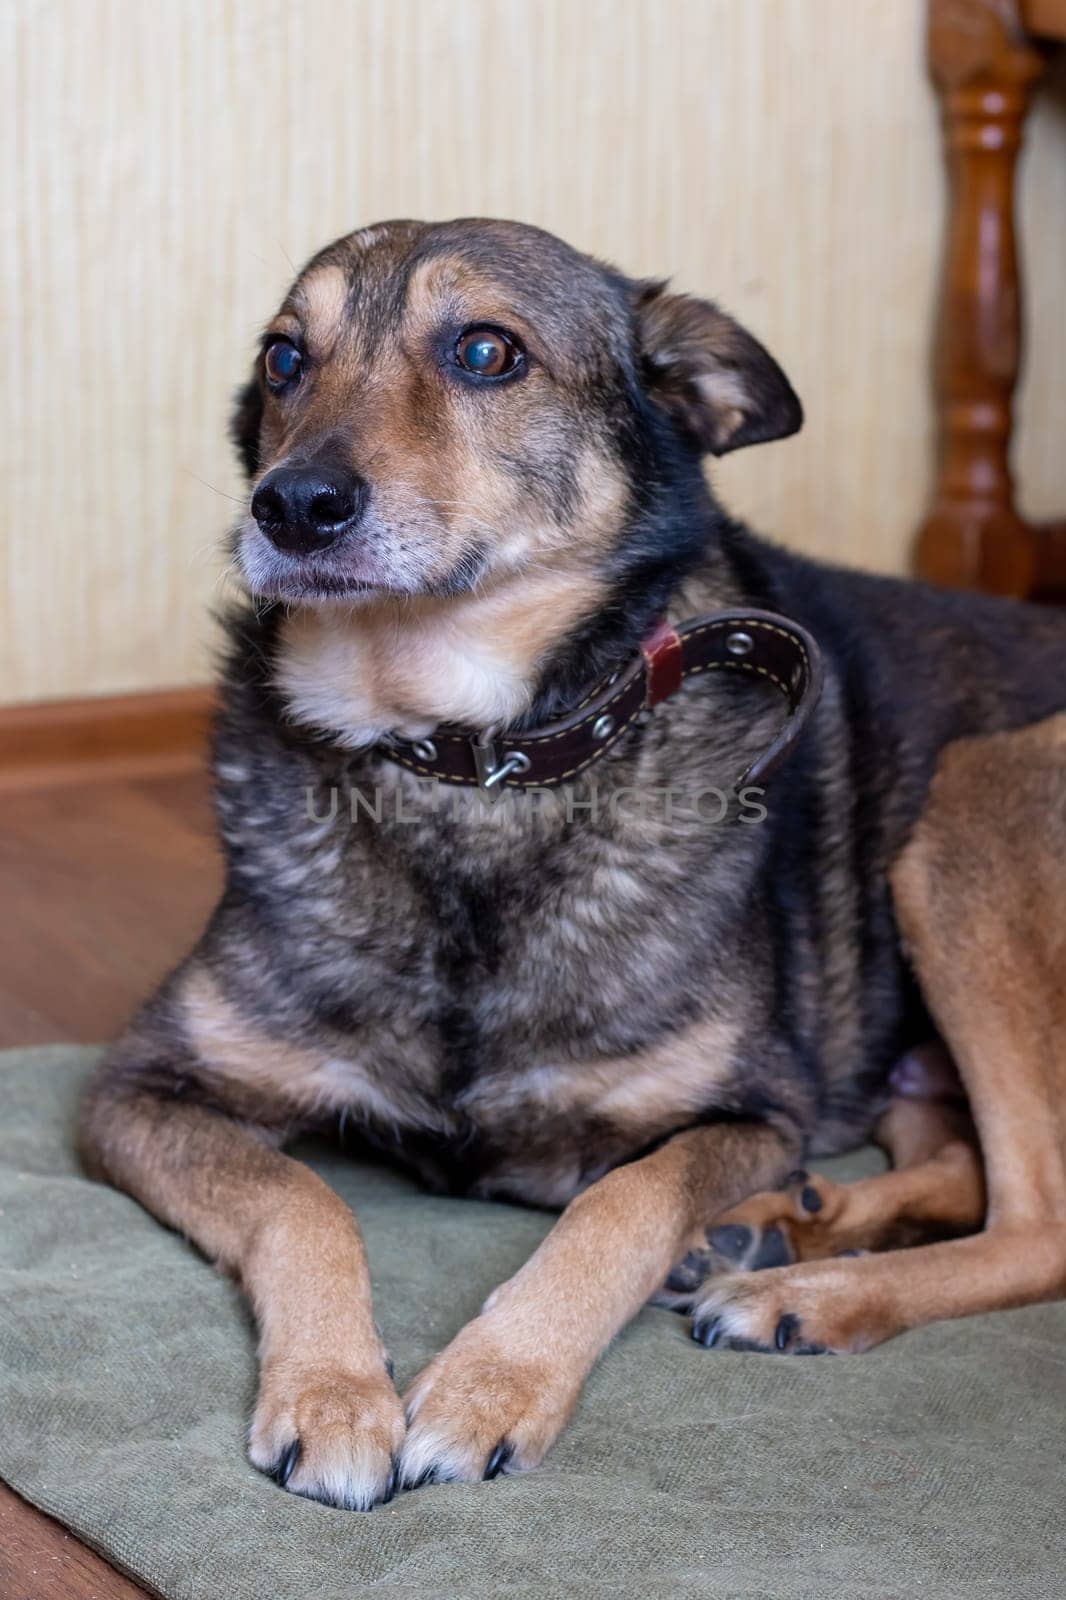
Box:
183, 469, 247, 507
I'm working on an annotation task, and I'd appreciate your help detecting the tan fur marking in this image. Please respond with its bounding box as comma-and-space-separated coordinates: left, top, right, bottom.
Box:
690, 714, 1066, 1351
403, 254, 533, 348
592, 1017, 742, 1127
712, 1096, 985, 1262
398, 1119, 796, 1483
80, 1052, 404, 1507
292, 263, 351, 356
471, 1014, 742, 1137
182, 966, 424, 1130
275, 561, 609, 744
893, 716, 1066, 1226
265, 311, 302, 340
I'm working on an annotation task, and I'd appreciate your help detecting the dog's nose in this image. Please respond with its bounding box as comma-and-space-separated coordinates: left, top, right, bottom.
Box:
250, 466, 368, 555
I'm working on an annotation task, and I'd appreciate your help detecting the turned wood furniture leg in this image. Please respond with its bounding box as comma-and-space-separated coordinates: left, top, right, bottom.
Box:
915, 0, 1047, 595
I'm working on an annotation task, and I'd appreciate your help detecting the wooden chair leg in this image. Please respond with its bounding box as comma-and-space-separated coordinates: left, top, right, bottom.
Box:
915, 0, 1047, 596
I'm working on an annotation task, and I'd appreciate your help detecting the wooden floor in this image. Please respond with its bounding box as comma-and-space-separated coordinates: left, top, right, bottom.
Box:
0, 764, 221, 1599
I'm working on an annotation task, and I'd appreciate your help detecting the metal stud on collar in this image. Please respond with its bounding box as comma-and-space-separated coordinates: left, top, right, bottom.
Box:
726, 631, 754, 657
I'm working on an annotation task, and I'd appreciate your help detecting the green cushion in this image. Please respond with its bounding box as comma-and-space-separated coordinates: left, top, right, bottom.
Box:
0, 1047, 1062, 1599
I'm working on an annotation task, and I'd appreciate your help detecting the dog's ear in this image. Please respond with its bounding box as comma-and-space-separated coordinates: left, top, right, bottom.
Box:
635, 281, 802, 456
230, 372, 264, 481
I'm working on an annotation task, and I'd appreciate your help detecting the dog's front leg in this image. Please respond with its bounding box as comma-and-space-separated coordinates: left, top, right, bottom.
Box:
399, 1118, 796, 1486
81, 1058, 405, 1510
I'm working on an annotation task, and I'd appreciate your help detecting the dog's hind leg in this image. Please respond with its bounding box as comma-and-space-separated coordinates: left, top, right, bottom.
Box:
665, 1092, 985, 1286
80, 983, 405, 1509
677, 713, 1066, 1354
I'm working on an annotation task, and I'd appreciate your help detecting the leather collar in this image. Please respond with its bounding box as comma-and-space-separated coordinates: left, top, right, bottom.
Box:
378, 608, 824, 798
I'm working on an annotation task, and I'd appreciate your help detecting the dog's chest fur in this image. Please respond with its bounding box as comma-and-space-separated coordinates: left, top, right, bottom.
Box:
202, 663, 833, 1204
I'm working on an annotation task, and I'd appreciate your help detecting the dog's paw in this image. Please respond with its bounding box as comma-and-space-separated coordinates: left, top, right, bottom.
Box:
249, 1364, 406, 1510
398, 1314, 577, 1488
655, 1170, 860, 1310
688, 1258, 887, 1355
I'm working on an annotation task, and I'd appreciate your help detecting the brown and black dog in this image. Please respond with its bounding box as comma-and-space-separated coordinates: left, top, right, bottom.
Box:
81, 219, 1066, 1510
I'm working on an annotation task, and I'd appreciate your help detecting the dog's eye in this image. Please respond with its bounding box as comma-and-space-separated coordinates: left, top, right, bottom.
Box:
264, 339, 303, 389
454, 326, 523, 380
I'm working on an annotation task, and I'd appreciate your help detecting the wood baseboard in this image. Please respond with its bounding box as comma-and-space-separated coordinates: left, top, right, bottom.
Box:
0, 686, 216, 792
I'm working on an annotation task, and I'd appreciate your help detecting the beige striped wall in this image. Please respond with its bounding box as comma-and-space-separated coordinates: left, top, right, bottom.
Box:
4, 0, 1065, 705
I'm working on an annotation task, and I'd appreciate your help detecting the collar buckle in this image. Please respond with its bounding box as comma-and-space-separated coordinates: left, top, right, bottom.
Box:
470, 732, 532, 798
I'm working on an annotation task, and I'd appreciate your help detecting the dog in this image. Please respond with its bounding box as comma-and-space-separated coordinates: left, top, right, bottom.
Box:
81, 218, 1066, 1510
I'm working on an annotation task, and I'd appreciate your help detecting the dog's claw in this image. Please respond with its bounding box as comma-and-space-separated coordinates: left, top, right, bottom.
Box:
774, 1312, 800, 1351
800, 1184, 823, 1213
484, 1440, 513, 1479
272, 1438, 301, 1487
692, 1314, 724, 1347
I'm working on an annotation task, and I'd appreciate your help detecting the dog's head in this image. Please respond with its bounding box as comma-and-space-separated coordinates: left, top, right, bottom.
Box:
231, 219, 801, 609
